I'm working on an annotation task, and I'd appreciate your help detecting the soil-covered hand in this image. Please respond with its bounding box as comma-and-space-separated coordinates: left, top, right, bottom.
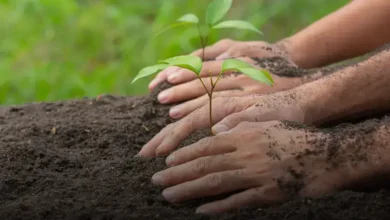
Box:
167, 73, 302, 119
150, 121, 353, 214
137, 90, 308, 158
148, 39, 293, 91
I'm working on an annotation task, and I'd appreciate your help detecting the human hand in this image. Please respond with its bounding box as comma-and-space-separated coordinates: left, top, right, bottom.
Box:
137, 90, 308, 158
167, 73, 302, 119
150, 121, 353, 214
148, 39, 293, 91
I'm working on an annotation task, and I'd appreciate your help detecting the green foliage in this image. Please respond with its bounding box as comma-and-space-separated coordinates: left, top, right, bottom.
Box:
213, 20, 263, 34
132, 64, 169, 83
160, 55, 203, 75
0, 0, 350, 105
133, 0, 263, 83
177, 14, 200, 24
222, 59, 273, 86
206, 0, 232, 26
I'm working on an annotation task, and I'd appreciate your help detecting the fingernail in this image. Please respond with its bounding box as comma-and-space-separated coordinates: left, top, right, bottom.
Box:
195, 206, 209, 214
212, 124, 229, 134
152, 173, 164, 185
169, 106, 181, 119
216, 53, 229, 60
148, 79, 158, 90
162, 188, 175, 202
158, 90, 170, 103
168, 73, 179, 83
165, 154, 175, 166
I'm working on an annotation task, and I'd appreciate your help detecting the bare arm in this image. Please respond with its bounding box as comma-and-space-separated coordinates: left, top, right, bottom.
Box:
301, 47, 390, 125
279, 0, 390, 68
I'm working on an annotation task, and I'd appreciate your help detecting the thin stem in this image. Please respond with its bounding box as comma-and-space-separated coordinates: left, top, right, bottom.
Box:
209, 90, 213, 135
213, 70, 224, 88
197, 76, 210, 97
197, 25, 205, 61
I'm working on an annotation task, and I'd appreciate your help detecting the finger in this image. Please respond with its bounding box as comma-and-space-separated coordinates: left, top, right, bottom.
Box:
165, 134, 236, 166
155, 96, 250, 156
136, 123, 174, 158
157, 76, 241, 104
196, 186, 283, 214
169, 90, 247, 119
167, 60, 222, 84
215, 52, 232, 60
161, 169, 258, 203
153, 153, 239, 186
148, 66, 180, 91
191, 39, 235, 60
212, 105, 273, 134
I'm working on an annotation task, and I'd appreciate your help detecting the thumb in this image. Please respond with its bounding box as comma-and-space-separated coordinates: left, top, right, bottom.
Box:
212, 108, 256, 134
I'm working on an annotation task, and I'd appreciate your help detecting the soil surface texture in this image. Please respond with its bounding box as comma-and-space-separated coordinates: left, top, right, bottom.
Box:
1, 58, 390, 220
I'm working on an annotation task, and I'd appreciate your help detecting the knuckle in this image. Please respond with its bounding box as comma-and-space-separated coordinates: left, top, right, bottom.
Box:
241, 150, 260, 160
195, 138, 211, 155
205, 174, 222, 189
192, 158, 208, 175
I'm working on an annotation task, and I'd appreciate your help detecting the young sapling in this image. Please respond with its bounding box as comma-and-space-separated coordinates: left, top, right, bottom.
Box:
132, 0, 274, 135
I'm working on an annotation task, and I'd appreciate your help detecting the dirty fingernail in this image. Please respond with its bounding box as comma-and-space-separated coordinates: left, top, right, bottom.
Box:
152, 173, 164, 185
158, 90, 170, 103
212, 124, 229, 134
165, 154, 175, 166
169, 106, 181, 119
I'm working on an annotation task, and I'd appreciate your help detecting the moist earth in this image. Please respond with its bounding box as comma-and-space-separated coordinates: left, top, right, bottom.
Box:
1, 59, 390, 220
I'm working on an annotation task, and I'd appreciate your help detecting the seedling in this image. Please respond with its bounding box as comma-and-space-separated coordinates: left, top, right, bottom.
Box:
132, 0, 274, 135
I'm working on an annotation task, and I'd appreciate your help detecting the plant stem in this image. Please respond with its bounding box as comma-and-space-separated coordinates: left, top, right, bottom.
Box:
197, 25, 212, 134
209, 91, 213, 135
197, 25, 205, 61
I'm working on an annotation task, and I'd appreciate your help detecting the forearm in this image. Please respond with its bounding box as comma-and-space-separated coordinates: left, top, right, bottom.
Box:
278, 0, 390, 68
300, 48, 390, 125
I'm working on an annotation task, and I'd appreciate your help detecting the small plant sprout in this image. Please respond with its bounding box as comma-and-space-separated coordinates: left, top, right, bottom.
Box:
132, 0, 274, 135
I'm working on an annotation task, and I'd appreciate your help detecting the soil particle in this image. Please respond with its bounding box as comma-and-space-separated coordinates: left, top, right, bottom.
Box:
1, 82, 390, 219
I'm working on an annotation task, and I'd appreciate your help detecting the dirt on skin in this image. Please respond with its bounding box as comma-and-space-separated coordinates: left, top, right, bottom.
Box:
1, 63, 390, 220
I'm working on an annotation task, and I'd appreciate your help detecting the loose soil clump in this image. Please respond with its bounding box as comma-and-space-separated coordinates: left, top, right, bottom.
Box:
1, 59, 390, 219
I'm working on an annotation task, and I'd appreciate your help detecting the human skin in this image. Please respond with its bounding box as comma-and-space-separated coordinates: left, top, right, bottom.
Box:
138, 48, 390, 157
150, 120, 390, 214
136, 48, 390, 214
147, 0, 390, 118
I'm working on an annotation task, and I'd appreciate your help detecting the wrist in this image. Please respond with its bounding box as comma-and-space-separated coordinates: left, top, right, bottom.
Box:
327, 124, 390, 189
275, 37, 308, 68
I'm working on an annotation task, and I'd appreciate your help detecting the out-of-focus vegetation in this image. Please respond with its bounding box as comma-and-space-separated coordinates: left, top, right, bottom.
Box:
0, 0, 348, 105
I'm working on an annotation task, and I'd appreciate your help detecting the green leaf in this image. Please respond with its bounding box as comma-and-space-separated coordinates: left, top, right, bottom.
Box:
154, 22, 192, 38
222, 59, 273, 85
213, 20, 263, 34
177, 13, 199, 24
238, 68, 273, 86
160, 55, 202, 75
221, 58, 254, 71
131, 64, 169, 84
205, 0, 232, 26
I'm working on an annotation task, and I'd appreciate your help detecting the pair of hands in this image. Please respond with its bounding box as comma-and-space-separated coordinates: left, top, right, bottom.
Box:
137, 39, 351, 213
148, 39, 301, 119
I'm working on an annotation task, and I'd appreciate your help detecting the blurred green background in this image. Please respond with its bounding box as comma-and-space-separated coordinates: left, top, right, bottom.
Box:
0, 0, 349, 105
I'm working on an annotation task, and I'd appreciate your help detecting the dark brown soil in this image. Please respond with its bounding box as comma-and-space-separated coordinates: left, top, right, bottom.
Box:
1, 66, 390, 219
